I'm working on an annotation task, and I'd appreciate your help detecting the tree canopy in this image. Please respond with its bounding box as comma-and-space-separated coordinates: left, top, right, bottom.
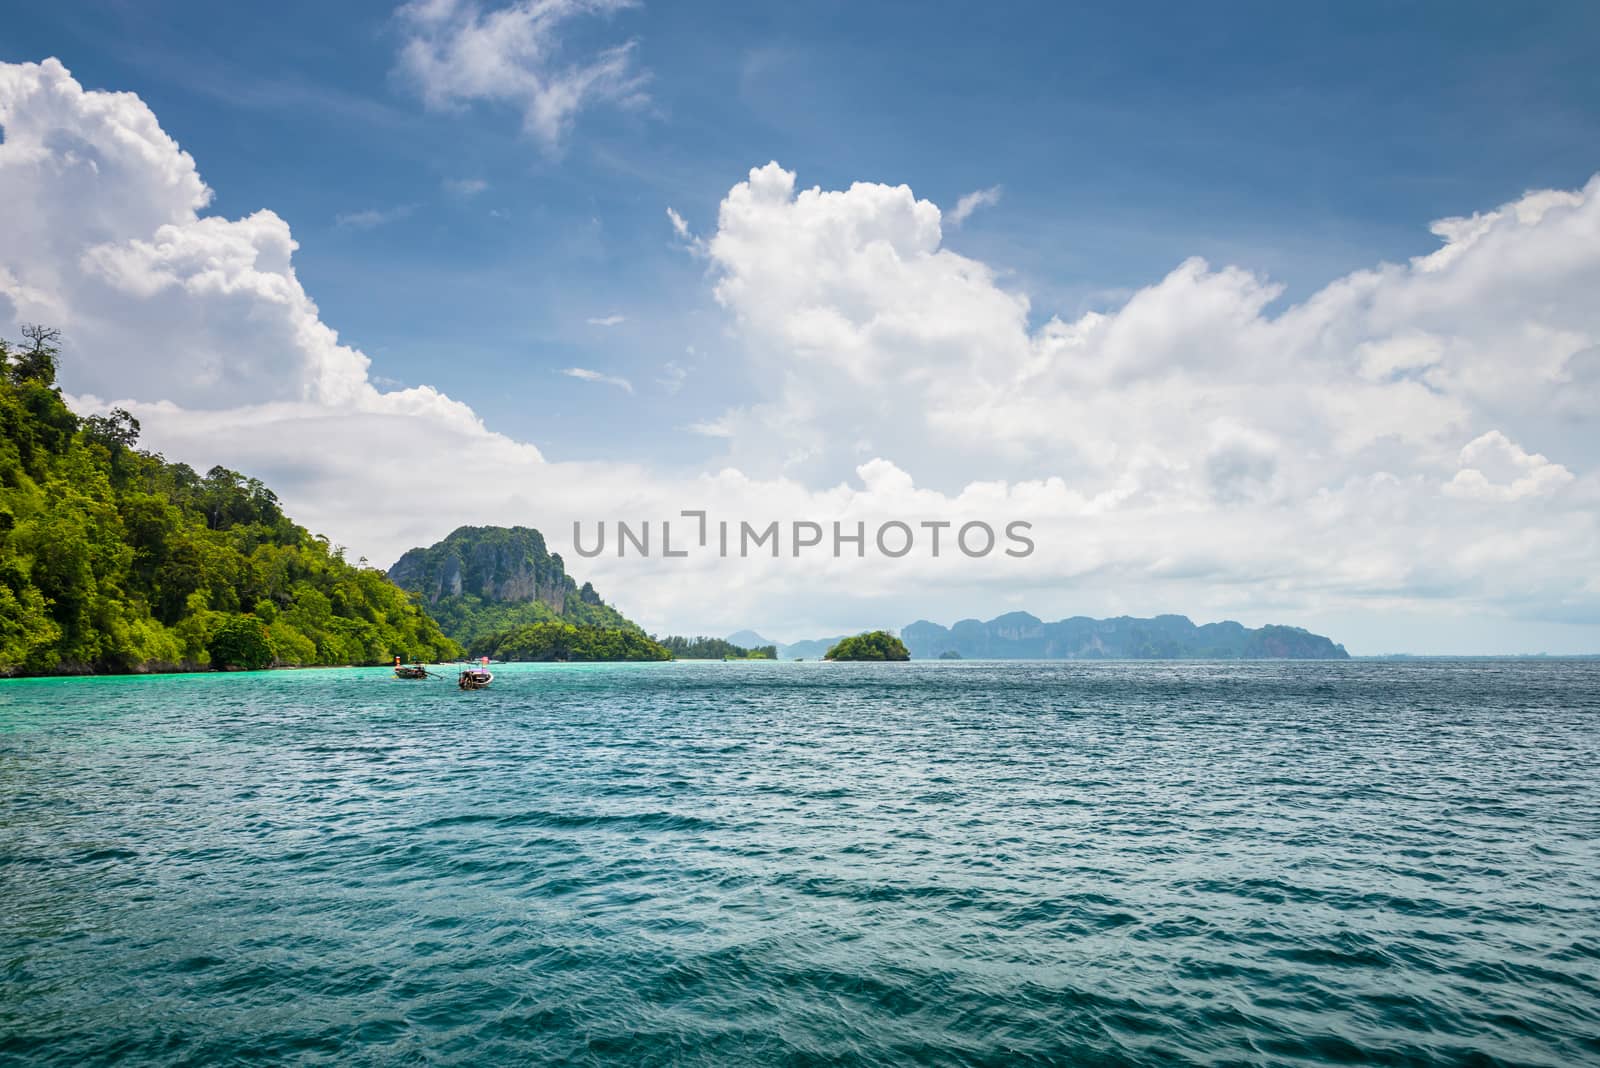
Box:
657, 635, 777, 659
0, 330, 462, 675
469, 621, 671, 662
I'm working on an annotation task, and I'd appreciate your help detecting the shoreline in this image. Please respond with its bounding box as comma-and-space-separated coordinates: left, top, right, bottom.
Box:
6, 654, 1598, 683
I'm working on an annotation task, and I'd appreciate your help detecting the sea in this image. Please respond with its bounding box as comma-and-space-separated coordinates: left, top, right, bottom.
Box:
2, 660, 1597, 1066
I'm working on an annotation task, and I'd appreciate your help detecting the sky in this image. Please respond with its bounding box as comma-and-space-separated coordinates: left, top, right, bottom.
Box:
2, 0, 1599, 653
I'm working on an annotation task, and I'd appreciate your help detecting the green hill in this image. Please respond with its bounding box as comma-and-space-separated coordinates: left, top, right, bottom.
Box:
386, 525, 638, 647
825, 631, 911, 661
0, 329, 461, 675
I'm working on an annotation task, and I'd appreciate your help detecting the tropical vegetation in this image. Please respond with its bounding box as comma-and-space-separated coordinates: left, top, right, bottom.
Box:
468, 621, 671, 662
824, 631, 911, 661
0, 329, 461, 675
658, 635, 777, 659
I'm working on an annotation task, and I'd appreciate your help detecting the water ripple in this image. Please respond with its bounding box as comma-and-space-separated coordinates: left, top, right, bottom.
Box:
2, 659, 1598, 1065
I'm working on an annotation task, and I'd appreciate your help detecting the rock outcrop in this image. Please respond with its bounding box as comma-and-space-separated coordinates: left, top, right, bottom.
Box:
387, 526, 633, 644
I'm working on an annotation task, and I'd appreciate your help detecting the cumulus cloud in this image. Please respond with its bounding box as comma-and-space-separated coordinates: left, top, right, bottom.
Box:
1444, 431, 1574, 501
394, 0, 646, 147
949, 184, 1001, 225
683, 161, 1599, 624
3, 61, 1598, 645
561, 366, 632, 392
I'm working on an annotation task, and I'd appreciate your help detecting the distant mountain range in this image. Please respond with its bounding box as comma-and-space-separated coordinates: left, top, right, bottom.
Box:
727, 630, 846, 660
381, 528, 1350, 662
736, 612, 1349, 660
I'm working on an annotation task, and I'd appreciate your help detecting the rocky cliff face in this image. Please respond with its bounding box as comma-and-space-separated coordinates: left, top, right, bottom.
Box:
386, 526, 632, 644
388, 526, 575, 610
901, 613, 1349, 659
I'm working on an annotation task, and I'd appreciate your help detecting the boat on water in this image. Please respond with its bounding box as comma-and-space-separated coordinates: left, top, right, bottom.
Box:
394, 656, 433, 680
458, 656, 494, 690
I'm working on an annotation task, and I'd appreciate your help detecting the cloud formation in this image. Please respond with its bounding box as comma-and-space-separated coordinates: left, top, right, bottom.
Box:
949, 184, 1001, 225
395, 0, 646, 147
2, 61, 1596, 648
561, 366, 632, 391
586, 314, 625, 326
335, 204, 417, 229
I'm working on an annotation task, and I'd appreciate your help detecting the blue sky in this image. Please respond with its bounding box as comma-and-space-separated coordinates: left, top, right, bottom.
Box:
9, 0, 1599, 467
3, 2, 1599, 651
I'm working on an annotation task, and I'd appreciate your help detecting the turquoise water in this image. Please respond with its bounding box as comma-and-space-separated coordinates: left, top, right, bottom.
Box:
2, 660, 1598, 1066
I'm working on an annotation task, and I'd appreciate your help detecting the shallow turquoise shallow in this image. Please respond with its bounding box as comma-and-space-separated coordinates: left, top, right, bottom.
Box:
2, 660, 1598, 1065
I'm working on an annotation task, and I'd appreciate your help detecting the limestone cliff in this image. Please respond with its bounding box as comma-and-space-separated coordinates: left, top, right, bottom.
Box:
387, 526, 630, 645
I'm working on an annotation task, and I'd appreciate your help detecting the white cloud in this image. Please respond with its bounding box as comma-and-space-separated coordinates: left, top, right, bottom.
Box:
561, 365, 632, 392
665, 204, 710, 256
335, 203, 417, 229
686, 416, 733, 438
657, 358, 687, 394
4, 62, 1599, 648
444, 177, 489, 195
1444, 430, 1574, 501
586, 313, 625, 326
394, 0, 646, 148
949, 184, 1001, 225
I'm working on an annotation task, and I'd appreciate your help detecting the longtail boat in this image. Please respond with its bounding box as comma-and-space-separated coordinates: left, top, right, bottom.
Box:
458, 657, 494, 690
394, 656, 432, 680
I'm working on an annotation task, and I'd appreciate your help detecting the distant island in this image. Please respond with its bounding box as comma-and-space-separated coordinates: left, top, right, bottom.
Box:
387, 525, 635, 646
737, 612, 1349, 660
729, 630, 848, 660
904, 612, 1348, 659
825, 631, 910, 661
659, 635, 777, 659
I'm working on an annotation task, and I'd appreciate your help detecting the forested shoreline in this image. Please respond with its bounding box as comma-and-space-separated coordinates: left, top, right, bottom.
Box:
0, 330, 461, 676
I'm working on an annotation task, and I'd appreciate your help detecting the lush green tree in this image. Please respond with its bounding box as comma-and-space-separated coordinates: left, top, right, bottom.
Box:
81, 407, 140, 452
824, 631, 911, 661
8, 325, 61, 385
207, 613, 276, 670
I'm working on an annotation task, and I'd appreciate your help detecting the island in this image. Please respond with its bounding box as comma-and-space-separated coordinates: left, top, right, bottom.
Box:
899, 612, 1349, 659
824, 631, 911, 661
387, 525, 677, 661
